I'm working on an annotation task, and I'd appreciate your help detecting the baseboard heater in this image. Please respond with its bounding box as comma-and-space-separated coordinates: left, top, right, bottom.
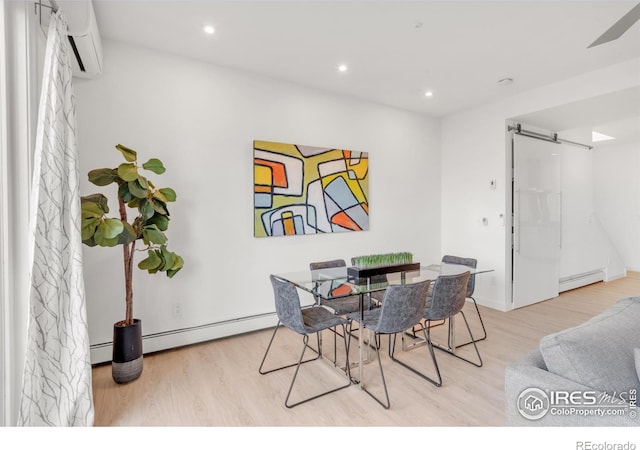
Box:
90, 312, 278, 364
558, 269, 605, 293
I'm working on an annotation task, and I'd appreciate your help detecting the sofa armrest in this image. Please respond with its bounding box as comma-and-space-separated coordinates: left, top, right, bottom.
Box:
505, 350, 639, 426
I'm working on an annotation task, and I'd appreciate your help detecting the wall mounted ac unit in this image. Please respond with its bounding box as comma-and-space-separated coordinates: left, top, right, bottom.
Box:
54, 0, 103, 79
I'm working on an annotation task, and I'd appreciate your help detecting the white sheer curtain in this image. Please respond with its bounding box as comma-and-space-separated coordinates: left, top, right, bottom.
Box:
18, 9, 94, 426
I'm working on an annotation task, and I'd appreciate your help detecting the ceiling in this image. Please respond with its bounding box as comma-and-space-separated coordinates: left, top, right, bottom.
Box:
89, 0, 640, 118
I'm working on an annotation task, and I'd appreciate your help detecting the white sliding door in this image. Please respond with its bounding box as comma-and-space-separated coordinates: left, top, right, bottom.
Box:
512, 134, 561, 308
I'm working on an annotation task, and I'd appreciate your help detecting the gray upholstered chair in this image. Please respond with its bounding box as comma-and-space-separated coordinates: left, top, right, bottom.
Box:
259, 275, 352, 408
309, 259, 362, 315
410, 271, 482, 386
309, 259, 364, 369
401, 271, 482, 387
346, 279, 432, 409
441, 254, 487, 345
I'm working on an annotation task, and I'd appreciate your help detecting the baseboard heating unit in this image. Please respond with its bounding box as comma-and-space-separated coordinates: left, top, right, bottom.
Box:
90, 312, 278, 364
559, 269, 605, 293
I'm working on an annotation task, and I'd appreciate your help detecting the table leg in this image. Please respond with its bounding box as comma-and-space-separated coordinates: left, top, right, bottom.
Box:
448, 316, 456, 354
358, 292, 364, 385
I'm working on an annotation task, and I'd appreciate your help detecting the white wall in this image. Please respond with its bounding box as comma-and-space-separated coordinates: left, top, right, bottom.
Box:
74, 40, 442, 362
557, 141, 622, 288
441, 58, 640, 311
594, 140, 640, 271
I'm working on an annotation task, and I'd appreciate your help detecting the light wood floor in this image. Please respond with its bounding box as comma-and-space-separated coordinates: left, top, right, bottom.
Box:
91, 272, 640, 426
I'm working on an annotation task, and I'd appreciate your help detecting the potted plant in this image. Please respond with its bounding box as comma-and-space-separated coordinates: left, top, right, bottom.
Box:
81, 144, 184, 383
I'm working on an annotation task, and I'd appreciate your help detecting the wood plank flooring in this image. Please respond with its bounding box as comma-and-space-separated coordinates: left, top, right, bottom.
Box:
91, 272, 640, 427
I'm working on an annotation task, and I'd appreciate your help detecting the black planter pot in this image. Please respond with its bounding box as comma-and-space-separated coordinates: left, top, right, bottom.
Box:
112, 318, 143, 384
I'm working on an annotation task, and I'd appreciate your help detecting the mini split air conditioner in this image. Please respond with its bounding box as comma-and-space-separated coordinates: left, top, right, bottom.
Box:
54, 0, 103, 79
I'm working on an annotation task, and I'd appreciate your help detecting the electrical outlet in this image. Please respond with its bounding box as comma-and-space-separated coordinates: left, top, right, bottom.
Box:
172, 303, 183, 318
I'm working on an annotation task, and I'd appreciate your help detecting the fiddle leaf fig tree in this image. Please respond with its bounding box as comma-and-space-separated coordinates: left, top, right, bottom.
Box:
81, 144, 184, 326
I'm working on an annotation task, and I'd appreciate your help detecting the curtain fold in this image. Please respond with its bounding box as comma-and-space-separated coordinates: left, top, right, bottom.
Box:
18, 10, 94, 426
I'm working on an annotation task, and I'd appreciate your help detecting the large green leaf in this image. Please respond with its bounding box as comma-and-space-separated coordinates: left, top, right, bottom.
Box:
146, 214, 169, 231
167, 254, 184, 278
127, 197, 141, 208
116, 144, 137, 162
147, 250, 163, 274
137, 176, 148, 189
159, 246, 176, 271
142, 158, 166, 175
138, 250, 163, 271
88, 168, 119, 186
118, 182, 134, 203
81, 218, 100, 241
117, 221, 138, 245
138, 199, 155, 220
142, 224, 167, 245
128, 179, 148, 198
99, 218, 124, 239
82, 236, 97, 247
149, 198, 168, 215
117, 163, 139, 182
93, 223, 120, 247
155, 187, 177, 203
81, 194, 109, 218
81, 202, 105, 219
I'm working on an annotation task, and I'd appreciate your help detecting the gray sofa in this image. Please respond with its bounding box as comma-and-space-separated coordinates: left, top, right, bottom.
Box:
505, 296, 640, 426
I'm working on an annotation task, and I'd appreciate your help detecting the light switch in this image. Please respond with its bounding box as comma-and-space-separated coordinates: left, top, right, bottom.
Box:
482, 217, 488, 226
490, 180, 496, 190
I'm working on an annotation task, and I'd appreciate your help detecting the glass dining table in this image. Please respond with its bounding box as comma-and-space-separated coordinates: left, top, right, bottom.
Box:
273, 262, 493, 386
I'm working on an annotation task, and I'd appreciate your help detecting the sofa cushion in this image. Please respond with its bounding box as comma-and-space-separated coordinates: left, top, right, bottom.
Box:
539, 297, 640, 396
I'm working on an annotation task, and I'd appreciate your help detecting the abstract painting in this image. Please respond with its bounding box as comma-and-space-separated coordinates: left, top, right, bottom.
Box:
254, 140, 369, 237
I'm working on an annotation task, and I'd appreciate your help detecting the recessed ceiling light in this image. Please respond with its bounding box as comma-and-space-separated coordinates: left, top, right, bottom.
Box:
203, 25, 215, 35
424, 91, 434, 97
497, 77, 514, 86
338, 64, 348, 72
592, 131, 615, 142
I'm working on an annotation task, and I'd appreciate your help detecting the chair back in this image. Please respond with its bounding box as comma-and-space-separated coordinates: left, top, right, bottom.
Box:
441, 255, 477, 297
426, 271, 471, 321
310, 259, 346, 271
374, 280, 431, 334
309, 259, 348, 302
270, 275, 307, 335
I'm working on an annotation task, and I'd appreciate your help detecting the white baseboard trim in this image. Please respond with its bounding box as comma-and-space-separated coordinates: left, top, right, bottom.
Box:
605, 268, 627, 282
473, 297, 508, 312
90, 312, 278, 364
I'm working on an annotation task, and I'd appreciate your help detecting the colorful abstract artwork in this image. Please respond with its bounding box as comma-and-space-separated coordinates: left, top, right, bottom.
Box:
253, 140, 369, 237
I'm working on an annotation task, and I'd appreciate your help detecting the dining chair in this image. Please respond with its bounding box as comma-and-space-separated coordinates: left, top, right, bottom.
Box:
310, 259, 362, 315
346, 279, 432, 409
258, 275, 352, 408
401, 271, 482, 387
441, 254, 487, 346
309, 259, 363, 370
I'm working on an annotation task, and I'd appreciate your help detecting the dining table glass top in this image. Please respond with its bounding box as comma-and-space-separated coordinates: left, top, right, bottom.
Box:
274, 263, 492, 300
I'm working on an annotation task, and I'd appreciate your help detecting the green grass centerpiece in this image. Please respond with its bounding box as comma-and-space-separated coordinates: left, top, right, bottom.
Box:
348, 251, 420, 280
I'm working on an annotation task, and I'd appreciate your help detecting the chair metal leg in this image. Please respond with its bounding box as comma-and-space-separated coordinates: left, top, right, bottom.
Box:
357, 331, 391, 409
267, 326, 352, 408
449, 297, 487, 348
392, 328, 442, 387
435, 311, 483, 368
258, 323, 321, 375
